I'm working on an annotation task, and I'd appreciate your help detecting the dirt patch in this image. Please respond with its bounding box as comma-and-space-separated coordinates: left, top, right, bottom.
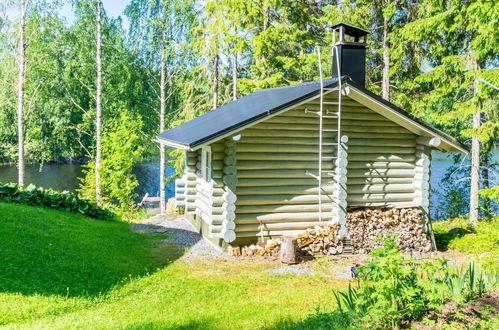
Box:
412, 290, 498, 329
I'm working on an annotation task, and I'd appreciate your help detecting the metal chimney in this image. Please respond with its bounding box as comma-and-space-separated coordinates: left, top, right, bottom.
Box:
331, 23, 370, 87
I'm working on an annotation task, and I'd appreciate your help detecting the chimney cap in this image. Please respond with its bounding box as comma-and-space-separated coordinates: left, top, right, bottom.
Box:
331, 23, 370, 39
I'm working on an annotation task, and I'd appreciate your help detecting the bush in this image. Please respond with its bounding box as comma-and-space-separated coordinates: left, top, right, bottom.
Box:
0, 183, 113, 220
78, 110, 144, 219
331, 237, 498, 329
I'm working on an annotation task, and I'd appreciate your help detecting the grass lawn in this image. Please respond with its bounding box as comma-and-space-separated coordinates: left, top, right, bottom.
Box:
0, 202, 348, 329
432, 218, 499, 273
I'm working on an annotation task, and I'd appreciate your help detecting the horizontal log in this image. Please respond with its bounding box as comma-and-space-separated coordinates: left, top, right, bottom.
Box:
222, 191, 237, 203
241, 129, 414, 140
223, 220, 236, 230
348, 138, 416, 147
236, 194, 334, 205
238, 169, 311, 178
414, 172, 429, 181
237, 185, 339, 195
235, 221, 329, 232
236, 152, 321, 161
348, 168, 415, 178
348, 153, 416, 162
237, 160, 334, 170
415, 166, 430, 174
416, 136, 441, 147
235, 229, 307, 238
413, 197, 430, 208
347, 177, 414, 185
347, 201, 418, 208
347, 161, 415, 169
237, 143, 334, 153
236, 204, 334, 214
414, 189, 429, 198
347, 184, 415, 193
347, 193, 414, 202
267, 116, 399, 127
349, 146, 415, 154
415, 157, 431, 168
252, 123, 410, 134
289, 109, 391, 121
222, 202, 236, 213
413, 179, 430, 190
237, 178, 323, 187
236, 212, 328, 223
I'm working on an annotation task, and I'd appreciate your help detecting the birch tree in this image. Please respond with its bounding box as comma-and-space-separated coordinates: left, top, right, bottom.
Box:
17, 0, 28, 186
95, 0, 102, 204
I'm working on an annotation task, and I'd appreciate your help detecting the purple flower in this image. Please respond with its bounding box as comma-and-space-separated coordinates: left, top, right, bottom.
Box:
350, 264, 362, 278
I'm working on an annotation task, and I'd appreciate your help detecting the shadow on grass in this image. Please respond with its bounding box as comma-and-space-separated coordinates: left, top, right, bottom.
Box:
434, 227, 473, 251
0, 202, 198, 298
123, 319, 216, 330
267, 310, 355, 330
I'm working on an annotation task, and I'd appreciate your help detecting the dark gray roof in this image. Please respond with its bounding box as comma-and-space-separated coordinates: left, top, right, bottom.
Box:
158, 76, 468, 153
158, 78, 340, 149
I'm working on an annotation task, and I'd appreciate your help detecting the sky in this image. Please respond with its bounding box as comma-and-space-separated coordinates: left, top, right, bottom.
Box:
6, 1, 133, 30
61, 0, 132, 28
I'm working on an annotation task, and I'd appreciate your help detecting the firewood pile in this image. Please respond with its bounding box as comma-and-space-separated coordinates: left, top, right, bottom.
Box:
346, 207, 432, 254
233, 222, 344, 257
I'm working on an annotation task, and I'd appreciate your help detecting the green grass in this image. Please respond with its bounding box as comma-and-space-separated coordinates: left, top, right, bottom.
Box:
0, 202, 346, 329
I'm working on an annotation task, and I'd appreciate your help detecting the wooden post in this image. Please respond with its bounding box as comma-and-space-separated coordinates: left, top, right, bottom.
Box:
279, 236, 298, 264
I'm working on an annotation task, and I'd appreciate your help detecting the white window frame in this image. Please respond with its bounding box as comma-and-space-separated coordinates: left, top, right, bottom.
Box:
200, 146, 212, 191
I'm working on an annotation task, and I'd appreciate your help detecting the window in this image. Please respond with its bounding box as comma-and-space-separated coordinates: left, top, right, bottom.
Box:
201, 146, 212, 182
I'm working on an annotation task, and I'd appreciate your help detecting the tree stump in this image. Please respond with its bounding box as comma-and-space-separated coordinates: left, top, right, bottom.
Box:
279, 236, 298, 264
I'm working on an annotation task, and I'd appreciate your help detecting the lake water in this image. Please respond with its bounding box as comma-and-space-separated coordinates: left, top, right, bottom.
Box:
0, 148, 497, 219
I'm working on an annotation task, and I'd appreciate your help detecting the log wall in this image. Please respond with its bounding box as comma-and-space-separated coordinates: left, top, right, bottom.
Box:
233, 91, 420, 241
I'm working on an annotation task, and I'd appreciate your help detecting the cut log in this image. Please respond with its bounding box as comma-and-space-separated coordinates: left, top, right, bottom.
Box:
279, 237, 298, 264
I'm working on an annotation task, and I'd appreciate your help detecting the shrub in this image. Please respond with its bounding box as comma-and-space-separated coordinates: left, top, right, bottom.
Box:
78, 111, 144, 219
0, 183, 113, 220
332, 237, 498, 329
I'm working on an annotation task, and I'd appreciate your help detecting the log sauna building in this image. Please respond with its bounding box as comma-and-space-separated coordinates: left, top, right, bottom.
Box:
159, 24, 468, 251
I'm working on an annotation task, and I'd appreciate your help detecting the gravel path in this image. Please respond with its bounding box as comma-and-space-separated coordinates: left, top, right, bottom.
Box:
132, 215, 225, 260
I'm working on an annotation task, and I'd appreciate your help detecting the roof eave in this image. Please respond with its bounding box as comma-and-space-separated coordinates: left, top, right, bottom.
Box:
156, 137, 191, 151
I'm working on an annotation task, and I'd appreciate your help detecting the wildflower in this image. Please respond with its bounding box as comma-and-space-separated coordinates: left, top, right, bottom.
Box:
350, 264, 361, 278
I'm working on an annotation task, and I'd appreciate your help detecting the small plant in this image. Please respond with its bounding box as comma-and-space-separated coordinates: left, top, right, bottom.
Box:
0, 183, 113, 220
331, 237, 499, 329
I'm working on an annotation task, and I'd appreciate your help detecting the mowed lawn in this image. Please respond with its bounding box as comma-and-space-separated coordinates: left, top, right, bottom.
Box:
0, 203, 346, 329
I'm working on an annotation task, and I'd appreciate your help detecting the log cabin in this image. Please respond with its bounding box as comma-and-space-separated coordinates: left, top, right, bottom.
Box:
158, 24, 468, 251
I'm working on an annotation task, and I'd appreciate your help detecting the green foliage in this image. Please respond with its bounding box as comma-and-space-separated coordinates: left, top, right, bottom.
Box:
332, 237, 498, 329
0, 183, 112, 220
479, 186, 499, 202
78, 111, 144, 218
433, 219, 499, 254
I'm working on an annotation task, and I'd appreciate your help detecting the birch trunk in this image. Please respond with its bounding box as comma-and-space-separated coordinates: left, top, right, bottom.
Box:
159, 29, 167, 214
17, 0, 28, 187
213, 54, 219, 109
95, 0, 103, 204
469, 110, 480, 225
232, 52, 238, 101
381, 9, 390, 101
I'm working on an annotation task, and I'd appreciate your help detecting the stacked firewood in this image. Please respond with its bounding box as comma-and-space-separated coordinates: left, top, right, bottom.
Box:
346, 207, 432, 254
236, 222, 344, 257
